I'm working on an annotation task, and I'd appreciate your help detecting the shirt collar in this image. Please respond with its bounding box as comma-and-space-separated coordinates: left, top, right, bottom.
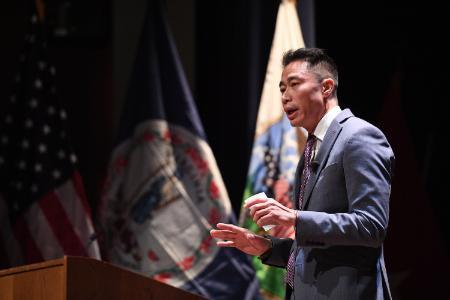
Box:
313, 106, 341, 142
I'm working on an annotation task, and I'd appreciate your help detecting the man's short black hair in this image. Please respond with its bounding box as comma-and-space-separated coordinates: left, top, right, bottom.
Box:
282, 48, 339, 91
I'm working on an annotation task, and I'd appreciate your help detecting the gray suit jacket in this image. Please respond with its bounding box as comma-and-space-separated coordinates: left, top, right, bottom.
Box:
261, 109, 394, 299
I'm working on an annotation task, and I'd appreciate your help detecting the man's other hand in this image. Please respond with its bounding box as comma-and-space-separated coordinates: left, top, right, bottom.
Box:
210, 223, 271, 256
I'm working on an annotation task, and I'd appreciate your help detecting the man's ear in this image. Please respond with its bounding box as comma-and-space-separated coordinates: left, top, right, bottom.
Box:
322, 78, 334, 97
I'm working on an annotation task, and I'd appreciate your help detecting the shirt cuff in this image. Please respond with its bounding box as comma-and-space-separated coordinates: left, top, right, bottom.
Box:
258, 234, 273, 261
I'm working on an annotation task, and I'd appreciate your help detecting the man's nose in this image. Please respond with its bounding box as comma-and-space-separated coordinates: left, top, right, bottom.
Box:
281, 91, 290, 104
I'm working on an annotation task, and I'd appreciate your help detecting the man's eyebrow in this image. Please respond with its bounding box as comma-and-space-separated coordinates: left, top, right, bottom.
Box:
279, 75, 301, 88
286, 75, 300, 82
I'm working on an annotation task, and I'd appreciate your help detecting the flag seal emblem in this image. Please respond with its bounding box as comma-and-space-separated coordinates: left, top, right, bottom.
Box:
101, 119, 230, 286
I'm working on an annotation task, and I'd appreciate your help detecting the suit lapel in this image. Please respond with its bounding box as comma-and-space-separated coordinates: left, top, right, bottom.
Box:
301, 109, 353, 210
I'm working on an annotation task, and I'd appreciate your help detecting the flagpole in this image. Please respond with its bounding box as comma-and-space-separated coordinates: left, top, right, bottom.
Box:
35, 0, 45, 21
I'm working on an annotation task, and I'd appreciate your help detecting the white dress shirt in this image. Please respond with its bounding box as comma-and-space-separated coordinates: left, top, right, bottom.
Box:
311, 106, 342, 160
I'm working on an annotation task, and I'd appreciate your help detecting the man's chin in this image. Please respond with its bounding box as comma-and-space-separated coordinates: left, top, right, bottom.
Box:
289, 119, 301, 127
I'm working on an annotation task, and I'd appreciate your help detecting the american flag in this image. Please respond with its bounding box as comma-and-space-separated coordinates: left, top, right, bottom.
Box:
0, 9, 100, 267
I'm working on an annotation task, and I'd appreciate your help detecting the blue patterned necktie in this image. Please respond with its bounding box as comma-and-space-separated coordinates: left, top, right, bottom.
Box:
286, 134, 317, 289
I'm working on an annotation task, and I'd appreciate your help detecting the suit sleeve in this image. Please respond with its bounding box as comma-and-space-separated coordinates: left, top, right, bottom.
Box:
296, 126, 395, 248
259, 237, 294, 268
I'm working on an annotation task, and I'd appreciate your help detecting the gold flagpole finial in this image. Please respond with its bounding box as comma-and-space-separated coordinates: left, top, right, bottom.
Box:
35, 0, 45, 21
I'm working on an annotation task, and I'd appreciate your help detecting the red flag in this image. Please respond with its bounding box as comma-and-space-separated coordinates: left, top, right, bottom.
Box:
0, 5, 100, 267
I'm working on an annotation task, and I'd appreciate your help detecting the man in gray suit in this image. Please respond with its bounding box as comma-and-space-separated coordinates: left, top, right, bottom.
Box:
210, 48, 394, 299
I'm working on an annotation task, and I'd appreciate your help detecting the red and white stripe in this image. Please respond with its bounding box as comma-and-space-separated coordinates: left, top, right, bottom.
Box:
0, 171, 100, 267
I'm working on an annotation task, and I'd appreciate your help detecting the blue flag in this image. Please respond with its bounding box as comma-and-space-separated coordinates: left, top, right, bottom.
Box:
98, 1, 260, 299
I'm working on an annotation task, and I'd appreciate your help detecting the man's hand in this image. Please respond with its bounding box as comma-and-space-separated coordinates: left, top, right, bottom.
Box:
271, 178, 296, 238
210, 223, 271, 256
245, 198, 297, 228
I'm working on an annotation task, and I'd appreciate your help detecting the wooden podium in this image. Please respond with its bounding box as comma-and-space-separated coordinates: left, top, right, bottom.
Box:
0, 256, 207, 300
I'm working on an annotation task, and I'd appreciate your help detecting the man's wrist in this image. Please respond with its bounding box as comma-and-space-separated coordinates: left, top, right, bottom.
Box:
258, 234, 273, 260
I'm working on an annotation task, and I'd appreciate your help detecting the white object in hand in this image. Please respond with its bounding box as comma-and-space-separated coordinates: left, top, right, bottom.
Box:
244, 192, 275, 231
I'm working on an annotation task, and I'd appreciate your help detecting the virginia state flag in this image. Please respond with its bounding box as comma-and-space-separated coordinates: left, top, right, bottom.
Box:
98, 0, 260, 299
238, 0, 307, 299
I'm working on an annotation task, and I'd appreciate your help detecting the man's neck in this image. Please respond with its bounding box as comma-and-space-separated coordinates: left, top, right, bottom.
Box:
325, 98, 338, 112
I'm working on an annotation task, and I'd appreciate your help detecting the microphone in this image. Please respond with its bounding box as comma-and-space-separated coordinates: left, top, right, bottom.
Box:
311, 160, 320, 172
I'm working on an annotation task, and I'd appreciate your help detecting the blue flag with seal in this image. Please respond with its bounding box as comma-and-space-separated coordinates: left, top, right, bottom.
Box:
98, 1, 260, 299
